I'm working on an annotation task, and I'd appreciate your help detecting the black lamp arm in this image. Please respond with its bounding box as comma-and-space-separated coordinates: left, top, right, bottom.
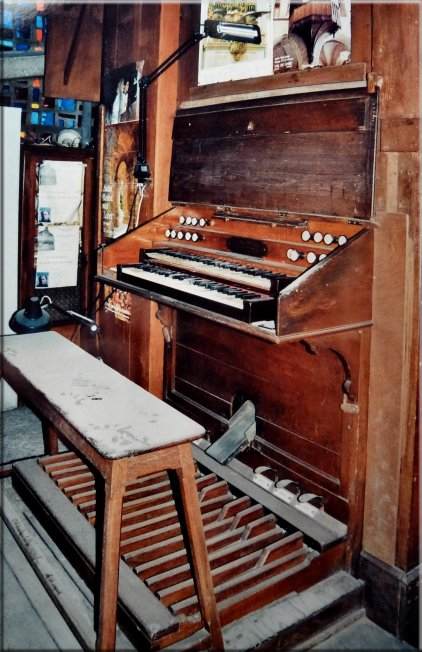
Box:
136, 32, 206, 182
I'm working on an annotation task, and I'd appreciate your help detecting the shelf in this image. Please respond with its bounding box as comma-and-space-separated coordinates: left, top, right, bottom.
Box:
181, 62, 368, 110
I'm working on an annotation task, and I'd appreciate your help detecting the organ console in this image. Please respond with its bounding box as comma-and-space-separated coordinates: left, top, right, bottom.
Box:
14, 87, 379, 649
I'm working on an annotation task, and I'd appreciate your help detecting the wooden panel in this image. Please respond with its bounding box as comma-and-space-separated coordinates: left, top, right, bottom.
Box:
187, 63, 368, 104
99, 293, 165, 397
380, 118, 419, 153
167, 312, 365, 519
375, 153, 419, 239
170, 91, 377, 218
102, 4, 161, 74
177, 3, 201, 104
44, 5, 104, 101
350, 4, 372, 66
372, 4, 419, 119
276, 230, 373, 337
152, 3, 181, 217
363, 213, 413, 565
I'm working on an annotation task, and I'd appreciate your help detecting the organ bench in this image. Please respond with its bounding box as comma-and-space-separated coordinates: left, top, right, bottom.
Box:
0, 331, 223, 651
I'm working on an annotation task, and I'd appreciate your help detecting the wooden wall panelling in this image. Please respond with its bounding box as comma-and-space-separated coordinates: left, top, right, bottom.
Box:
152, 3, 182, 217
177, 4, 201, 104
372, 4, 419, 120
44, 4, 104, 101
101, 3, 162, 223
365, 3, 420, 575
350, 4, 372, 67
363, 212, 414, 566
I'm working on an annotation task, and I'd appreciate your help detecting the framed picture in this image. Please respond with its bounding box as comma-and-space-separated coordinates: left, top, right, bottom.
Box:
198, 0, 273, 85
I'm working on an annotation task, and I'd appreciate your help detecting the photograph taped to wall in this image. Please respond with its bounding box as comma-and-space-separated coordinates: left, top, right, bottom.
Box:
102, 61, 144, 125
274, 0, 351, 72
198, 0, 273, 85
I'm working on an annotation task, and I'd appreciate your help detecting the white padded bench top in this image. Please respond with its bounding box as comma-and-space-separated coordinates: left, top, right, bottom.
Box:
1, 332, 205, 459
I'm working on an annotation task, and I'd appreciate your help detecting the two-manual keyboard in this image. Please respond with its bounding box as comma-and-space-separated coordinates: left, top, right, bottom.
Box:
142, 248, 292, 295
116, 259, 279, 322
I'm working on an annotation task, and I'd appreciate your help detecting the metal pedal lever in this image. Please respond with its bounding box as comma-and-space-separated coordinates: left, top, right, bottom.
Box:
205, 400, 256, 464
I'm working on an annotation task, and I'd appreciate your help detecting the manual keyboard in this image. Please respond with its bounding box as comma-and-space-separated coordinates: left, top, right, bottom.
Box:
116, 262, 277, 322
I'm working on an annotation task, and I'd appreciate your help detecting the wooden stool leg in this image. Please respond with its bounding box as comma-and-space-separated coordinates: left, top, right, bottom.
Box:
42, 421, 59, 455
173, 443, 224, 651
95, 464, 126, 651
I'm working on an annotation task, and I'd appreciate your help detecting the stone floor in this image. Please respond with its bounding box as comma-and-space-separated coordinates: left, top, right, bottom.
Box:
1, 405, 418, 650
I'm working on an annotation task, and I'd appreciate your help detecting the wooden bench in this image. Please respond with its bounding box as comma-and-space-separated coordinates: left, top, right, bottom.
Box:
1, 332, 223, 651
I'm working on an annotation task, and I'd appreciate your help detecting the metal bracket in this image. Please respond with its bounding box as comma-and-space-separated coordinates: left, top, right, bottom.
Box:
205, 400, 256, 465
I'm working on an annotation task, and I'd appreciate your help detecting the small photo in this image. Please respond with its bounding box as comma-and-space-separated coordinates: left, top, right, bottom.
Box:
38, 207, 51, 223
37, 225, 55, 251
102, 61, 144, 126
35, 272, 49, 288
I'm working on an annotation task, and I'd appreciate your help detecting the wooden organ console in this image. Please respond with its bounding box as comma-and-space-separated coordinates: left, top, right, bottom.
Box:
14, 88, 379, 649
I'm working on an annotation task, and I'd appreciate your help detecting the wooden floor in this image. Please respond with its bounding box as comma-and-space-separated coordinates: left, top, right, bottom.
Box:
2, 406, 417, 651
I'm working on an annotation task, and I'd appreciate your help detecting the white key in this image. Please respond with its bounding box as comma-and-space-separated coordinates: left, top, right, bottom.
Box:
146, 251, 272, 291
123, 267, 245, 308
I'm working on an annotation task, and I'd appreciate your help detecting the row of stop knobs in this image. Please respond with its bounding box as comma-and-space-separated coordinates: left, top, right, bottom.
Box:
288, 230, 349, 264
165, 229, 201, 242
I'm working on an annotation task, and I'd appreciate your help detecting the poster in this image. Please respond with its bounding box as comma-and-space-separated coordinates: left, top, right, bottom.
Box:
101, 121, 141, 239
35, 225, 80, 289
273, 0, 351, 72
198, 0, 273, 85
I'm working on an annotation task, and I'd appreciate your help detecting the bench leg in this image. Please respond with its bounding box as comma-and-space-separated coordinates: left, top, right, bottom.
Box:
173, 443, 224, 651
95, 467, 126, 651
42, 422, 58, 455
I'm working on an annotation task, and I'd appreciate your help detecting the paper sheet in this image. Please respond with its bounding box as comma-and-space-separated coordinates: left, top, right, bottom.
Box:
37, 160, 85, 225
35, 225, 80, 288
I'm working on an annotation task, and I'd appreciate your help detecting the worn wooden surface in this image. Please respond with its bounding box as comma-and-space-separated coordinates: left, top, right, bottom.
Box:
276, 230, 372, 336
165, 310, 370, 545
363, 213, 413, 565
14, 450, 347, 649
99, 293, 165, 397
170, 91, 377, 218
44, 4, 103, 101
4, 331, 223, 650
2, 332, 204, 458
187, 63, 368, 105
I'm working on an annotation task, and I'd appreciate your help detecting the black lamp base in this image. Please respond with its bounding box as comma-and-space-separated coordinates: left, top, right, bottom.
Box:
9, 296, 50, 334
